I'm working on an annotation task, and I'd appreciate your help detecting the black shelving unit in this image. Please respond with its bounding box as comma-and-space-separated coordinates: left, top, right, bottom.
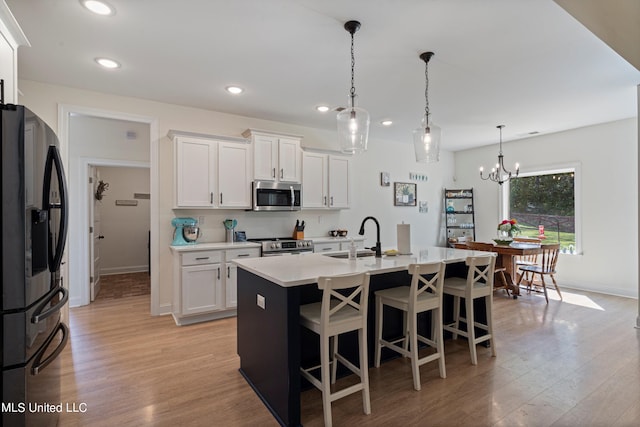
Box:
444, 188, 476, 245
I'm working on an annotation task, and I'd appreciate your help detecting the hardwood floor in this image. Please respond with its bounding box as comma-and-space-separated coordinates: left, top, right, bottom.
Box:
59, 288, 639, 426
95, 272, 150, 300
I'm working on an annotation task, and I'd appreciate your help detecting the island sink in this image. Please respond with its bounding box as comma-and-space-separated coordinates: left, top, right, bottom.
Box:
323, 251, 376, 259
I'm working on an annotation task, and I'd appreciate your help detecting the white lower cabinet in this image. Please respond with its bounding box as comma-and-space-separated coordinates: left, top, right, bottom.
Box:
172, 246, 260, 325
313, 239, 365, 253
313, 242, 341, 253
181, 263, 222, 315
224, 248, 261, 308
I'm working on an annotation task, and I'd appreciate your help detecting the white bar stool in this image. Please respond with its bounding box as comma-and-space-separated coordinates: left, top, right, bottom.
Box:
373, 262, 446, 391
443, 255, 497, 365
300, 272, 371, 427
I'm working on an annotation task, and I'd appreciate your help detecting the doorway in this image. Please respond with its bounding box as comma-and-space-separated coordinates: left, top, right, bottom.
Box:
89, 165, 151, 302
58, 105, 160, 314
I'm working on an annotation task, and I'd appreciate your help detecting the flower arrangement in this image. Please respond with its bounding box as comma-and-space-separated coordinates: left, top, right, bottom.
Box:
498, 219, 520, 236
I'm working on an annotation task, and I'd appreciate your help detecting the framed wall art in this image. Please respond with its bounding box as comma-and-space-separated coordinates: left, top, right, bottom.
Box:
394, 182, 417, 206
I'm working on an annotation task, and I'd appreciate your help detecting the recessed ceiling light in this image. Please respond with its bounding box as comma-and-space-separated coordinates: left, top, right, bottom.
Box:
380, 120, 393, 126
316, 105, 330, 113
95, 57, 120, 69
81, 0, 115, 16
226, 86, 244, 95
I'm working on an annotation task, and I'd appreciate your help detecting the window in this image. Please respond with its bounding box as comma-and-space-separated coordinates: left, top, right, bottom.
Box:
502, 165, 580, 254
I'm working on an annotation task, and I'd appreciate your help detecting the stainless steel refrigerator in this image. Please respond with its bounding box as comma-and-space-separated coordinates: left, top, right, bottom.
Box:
1, 102, 69, 426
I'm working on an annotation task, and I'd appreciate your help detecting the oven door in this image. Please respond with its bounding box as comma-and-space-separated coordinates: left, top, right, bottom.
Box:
262, 249, 313, 257
252, 181, 301, 211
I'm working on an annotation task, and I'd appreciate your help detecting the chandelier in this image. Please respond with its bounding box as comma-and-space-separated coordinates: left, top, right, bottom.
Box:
337, 20, 370, 154
480, 125, 519, 185
413, 51, 441, 162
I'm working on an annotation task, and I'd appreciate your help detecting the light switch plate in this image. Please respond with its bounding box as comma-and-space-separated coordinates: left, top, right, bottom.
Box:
257, 294, 265, 309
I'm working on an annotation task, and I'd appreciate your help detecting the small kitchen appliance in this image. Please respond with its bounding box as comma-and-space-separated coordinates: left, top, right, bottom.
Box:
172, 217, 198, 246
223, 219, 237, 242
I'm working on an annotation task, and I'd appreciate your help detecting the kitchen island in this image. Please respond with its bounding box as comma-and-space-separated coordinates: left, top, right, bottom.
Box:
234, 246, 490, 426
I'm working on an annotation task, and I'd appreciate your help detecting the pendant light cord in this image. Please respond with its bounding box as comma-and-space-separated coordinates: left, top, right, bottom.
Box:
350, 31, 356, 105
424, 59, 430, 123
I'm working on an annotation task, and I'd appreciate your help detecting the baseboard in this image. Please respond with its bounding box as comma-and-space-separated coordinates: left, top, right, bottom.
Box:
157, 303, 173, 316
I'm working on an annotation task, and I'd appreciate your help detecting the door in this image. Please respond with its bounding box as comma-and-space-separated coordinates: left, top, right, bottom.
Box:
89, 166, 102, 301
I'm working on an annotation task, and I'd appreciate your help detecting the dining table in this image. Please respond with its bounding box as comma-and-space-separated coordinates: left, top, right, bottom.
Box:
453, 241, 543, 297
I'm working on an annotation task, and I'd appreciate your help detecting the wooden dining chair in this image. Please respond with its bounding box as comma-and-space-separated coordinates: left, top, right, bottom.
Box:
515, 253, 538, 285
516, 244, 561, 303
466, 241, 510, 297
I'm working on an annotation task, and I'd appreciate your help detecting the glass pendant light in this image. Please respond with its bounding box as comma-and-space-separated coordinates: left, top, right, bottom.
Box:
337, 20, 370, 154
413, 52, 441, 163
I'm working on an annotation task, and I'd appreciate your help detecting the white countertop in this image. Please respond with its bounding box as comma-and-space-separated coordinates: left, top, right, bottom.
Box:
170, 241, 261, 253
233, 246, 494, 287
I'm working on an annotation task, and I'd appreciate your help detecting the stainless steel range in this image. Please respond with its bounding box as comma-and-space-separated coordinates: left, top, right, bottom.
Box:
249, 237, 314, 256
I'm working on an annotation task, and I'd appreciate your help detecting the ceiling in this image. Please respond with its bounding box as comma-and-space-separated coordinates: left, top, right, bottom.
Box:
6, 0, 640, 151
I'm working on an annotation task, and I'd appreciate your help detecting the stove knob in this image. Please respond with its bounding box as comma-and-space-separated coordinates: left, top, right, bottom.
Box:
306, 241, 311, 247
276, 243, 281, 249
270, 243, 276, 249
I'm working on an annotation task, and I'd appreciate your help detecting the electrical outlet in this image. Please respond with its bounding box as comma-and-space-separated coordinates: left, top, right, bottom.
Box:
198, 216, 205, 225
257, 294, 265, 309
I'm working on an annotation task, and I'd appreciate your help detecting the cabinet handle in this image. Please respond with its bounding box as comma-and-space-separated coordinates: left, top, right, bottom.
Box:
237, 253, 251, 257
322, 247, 332, 251
323, 196, 327, 206
210, 192, 213, 204
280, 168, 284, 179
272, 167, 276, 178
220, 193, 223, 204
217, 267, 220, 280
227, 266, 230, 278
330, 196, 334, 206
195, 257, 210, 261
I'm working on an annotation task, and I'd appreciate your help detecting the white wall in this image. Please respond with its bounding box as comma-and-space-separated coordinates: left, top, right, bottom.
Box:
96, 166, 150, 274
18, 79, 452, 313
21, 78, 635, 309
454, 118, 638, 298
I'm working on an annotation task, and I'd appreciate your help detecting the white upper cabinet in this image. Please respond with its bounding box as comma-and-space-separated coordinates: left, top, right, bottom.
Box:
302, 152, 351, 209
170, 130, 251, 209
328, 155, 351, 208
175, 135, 217, 208
0, 4, 29, 104
243, 129, 302, 183
302, 152, 328, 208
278, 137, 302, 182
218, 141, 252, 208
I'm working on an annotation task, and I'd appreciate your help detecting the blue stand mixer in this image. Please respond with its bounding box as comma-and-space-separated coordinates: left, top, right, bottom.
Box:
172, 217, 198, 246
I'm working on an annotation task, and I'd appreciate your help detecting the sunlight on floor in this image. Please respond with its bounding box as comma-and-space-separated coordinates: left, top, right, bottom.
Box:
530, 288, 604, 310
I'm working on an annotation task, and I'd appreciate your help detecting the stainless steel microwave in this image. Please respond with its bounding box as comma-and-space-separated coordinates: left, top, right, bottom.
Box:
252, 181, 302, 211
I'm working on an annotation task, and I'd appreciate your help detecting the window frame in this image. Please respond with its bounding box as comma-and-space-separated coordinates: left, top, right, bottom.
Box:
500, 162, 582, 255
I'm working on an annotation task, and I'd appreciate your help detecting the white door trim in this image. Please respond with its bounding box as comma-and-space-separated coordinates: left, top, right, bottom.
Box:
57, 104, 161, 315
